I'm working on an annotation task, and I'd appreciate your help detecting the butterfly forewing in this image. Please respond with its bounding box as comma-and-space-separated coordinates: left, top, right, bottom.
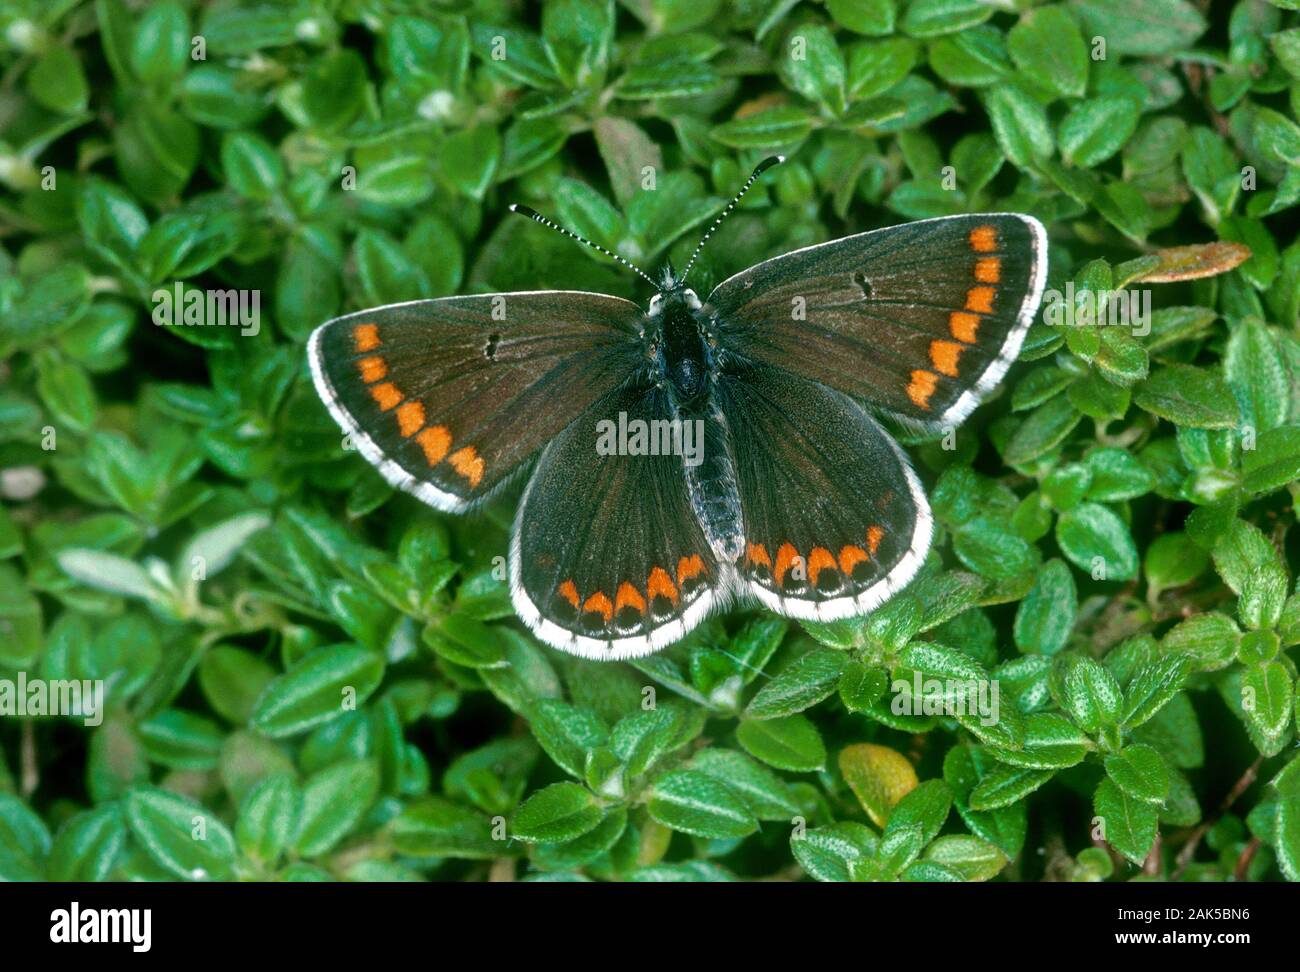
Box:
308, 293, 644, 511
716, 361, 933, 621
512, 384, 719, 660
710, 213, 1047, 428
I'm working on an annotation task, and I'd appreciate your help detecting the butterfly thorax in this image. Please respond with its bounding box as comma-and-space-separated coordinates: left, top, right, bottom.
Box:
648, 286, 712, 404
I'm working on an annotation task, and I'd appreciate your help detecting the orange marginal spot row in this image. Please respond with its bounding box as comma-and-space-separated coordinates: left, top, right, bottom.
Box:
350, 322, 483, 488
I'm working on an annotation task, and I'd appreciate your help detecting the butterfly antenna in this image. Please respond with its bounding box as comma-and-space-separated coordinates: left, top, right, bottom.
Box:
507, 203, 658, 288
680, 155, 785, 283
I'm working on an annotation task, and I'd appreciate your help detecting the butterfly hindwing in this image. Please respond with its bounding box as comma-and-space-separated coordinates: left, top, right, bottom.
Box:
512, 385, 719, 660
716, 361, 933, 621
308, 293, 644, 511
710, 213, 1047, 428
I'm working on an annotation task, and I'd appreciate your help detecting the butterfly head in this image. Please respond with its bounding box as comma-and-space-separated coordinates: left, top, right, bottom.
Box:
647, 276, 703, 319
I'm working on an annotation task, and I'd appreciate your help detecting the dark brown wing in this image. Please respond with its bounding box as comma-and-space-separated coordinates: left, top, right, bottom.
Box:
709, 214, 1047, 428
308, 292, 645, 511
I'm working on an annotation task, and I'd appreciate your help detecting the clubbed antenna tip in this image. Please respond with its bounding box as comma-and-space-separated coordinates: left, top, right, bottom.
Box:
681, 155, 786, 283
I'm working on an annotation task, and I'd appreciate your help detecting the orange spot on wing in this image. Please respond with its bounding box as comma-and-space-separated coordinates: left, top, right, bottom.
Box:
839, 545, 869, 574
867, 526, 884, 556
774, 543, 799, 587
677, 554, 706, 586
807, 547, 836, 586
746, 542, 772, 570
949, 311, 980, 343
357, 356, 386, 383
647, 567, 678, 605
395, 401, 424, 437
907, 370, 938, 409
583, 591, 613, 623
930, 340, 964, 378
558, 580, 580, 609
615, 582, 646, 616
369, 382, 403, 411
449, 446, 484, 488
965, 286, 996, 314
974, 257, 1001, 283
970, 225, 998, 253
353, 323, 380, 352
416, 426, 451, 466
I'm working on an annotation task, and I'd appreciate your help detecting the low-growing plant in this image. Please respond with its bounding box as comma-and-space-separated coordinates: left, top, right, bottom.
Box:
1, 0, 1299, 883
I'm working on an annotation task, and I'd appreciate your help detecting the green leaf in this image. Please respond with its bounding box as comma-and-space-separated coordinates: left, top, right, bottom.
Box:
1071, 0, 1207, 57
983, 83, 1053, 169
1094, 778, 1158, 865
778, 24, 846, 113
648, 769, 758, 839
1134, 365, 1240, 429
236, 773, 301, 866
124, 787, 235, 880
1241, 426, 1300, 495
251, 644, 384, 738
1055, 503, 1138, 581
828, 0, 897, 36
46, 807, 126, 882
1104, 744, 1170, 804
512, 783, 605, 843
1060, 97, 1140, 167
131, 1, 190, 85
27, 45, 90, 114
0, 794, 51, 881
294, 760, 380, 856
884, 779, 952, 847
970, 765, 1056, 810
1240, 662, 1294, 746
986, 713, 1090, 769
923, 834, 1007, 881
744, 648, 847, 718
1007, 6, 1087, 99
736, 715, 826, 772
440, 125, 500, 200
902, 0, 992, 38
690, 749, 800, 821
1122, 655, 1190, 729
1013, 559, 1077, 654
791, 822, 878, 882
1067, 661, 1124, 740
711, 107, 813, 150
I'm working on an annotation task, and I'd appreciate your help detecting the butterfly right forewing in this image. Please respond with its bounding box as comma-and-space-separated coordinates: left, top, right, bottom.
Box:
709, 213, 1047, 429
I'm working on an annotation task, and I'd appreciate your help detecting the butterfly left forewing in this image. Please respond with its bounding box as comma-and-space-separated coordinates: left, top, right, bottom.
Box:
716, 361, 933, 620
710, 213, 1047, 428
309, 292, 644, 511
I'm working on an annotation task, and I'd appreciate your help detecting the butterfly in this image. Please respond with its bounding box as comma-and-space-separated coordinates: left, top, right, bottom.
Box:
308, 156, 1047, 661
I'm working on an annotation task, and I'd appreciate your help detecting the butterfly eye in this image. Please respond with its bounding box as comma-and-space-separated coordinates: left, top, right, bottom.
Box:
683, 289, 702, 310
649, 294, 663, 315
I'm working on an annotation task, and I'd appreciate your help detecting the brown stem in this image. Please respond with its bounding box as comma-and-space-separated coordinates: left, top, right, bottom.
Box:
1171, 756, 1263, 879
20, 721, 38, 798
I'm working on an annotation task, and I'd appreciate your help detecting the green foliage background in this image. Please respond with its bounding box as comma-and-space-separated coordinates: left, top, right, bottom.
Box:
2, 0, 1300, 883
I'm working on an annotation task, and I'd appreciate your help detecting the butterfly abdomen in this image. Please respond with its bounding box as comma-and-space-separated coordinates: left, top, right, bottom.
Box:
682, 403, 745, 563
